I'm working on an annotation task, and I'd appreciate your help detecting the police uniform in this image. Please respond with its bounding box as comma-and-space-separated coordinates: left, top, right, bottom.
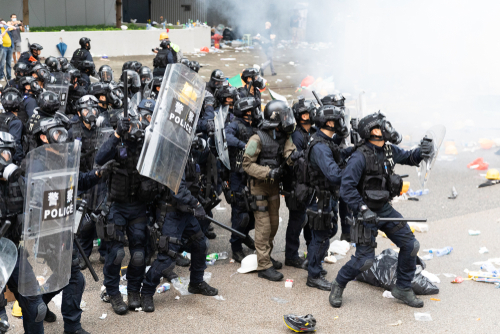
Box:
225, 116, 256, 255
0, 111, 25, 163
18, 51, 38, 68
335, 142, 423, 289
70, 48, 93, 70
22, 94, 38, 119
242, 130, 295, 271
152, 48, 176, 77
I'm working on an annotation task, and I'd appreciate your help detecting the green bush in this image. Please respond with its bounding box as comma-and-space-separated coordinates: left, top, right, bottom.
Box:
30, 24, 146, 32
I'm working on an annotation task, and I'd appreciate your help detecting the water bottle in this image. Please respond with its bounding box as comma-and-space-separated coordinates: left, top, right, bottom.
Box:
162, 22, 166, 30
156, 283, 170, 293
480, 262, 499, 275
429, 247, 452, 257
27, 25, 29, 32
206, 252, 228, 261
206, 259, 216, 266
177, 20, 180, 26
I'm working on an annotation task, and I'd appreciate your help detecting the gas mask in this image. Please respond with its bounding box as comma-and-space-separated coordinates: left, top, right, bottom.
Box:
369, 113, 402, 144
279, 107, 296, 134
126, 120, 144, 142
252, 76, 265, 90
47, 127, 69, 144
0, 149, 20, 182
80, 107, 99, 129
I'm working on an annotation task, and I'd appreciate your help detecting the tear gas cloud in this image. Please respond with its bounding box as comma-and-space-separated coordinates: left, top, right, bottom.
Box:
208, 0, 500, 141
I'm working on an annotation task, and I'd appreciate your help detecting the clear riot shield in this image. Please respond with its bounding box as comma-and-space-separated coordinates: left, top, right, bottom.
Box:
46, 72, 71, 114
0, 237, 18, 291
214, 105, 231, 170
416, 125, 446, 189
137, 63, 205, 194
143, 80, 153, 99
342, 107, 351, 146
129, 92, 142, 118
19, 142, 81, 296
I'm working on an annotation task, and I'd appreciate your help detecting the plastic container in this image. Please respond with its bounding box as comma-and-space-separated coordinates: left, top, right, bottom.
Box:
206, 252, 228, 261
429, 247, 453, 257
206, 259, 216, 266
93, 239, 101, 247
408, 223, 429, 233
480, 262, 499, 275
156, 283, 170, 294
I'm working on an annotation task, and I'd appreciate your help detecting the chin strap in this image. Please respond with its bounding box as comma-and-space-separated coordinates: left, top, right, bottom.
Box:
369, 135, 384, 141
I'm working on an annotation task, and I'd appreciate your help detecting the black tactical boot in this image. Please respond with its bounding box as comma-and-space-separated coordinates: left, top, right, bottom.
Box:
258, 267, 284, 281
141, 294, 155, 313
329, 280, 345, 308
232, 250, 246, 263
320, 265, 328, 277
391, 285, 424, 308
270, 257, 282, 270
99, 255, 106, 264
306, 276, 332, 291
205, 230, 217, 239
127, 291, 141, 310
109, 293, 128, 315
64, 329, 91, 334
0, 318, 10, 333
188, 281, 218, 296
208, 224, 214, 231
285, 257, 306, 268
242, 235, 256, 250
44, 307, 57, 322
176, 255, 191, 267
79, 256, 88, 270
340, 233, 351, 242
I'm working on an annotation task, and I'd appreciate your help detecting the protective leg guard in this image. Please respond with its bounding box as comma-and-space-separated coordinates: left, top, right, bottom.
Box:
113, 249, 125, 266
34, 303, 47, 322
130, 251, 145, 267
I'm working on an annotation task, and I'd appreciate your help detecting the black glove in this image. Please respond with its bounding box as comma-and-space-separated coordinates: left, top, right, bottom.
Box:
268, 167, 283, 180
290, 150, 303, 162
98, 159, 118, 178
359, 205, 378, 224
207, 119, 215, 134
419, 136, 434, 159
193, 203, 206, 220
116, 118, 130, 137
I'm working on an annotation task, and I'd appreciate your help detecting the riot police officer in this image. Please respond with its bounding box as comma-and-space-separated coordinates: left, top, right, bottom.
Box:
225, 97, 258, 262
6, 62, 29, 90
70, 37, 93, 69
18, 43, 43, 68
95, 115, 157, 315
330, 111, 434, 308
58, 57, 72, 72
20, 76, 41, 119
137, 98, 155, 129
216, 85, 238, 115
66, 69, 88, 115
189, 61, 201, 73
138, 66, 153, 93
45, 56, 62, 73
304, 105, 353, 291
282, 97, 316, 269
238, 68, 264, 106
205, 69, 225, 96
242, 100, 297, 281
0, 88, 26, 163
78, 60, 96, 90
98, 65, 114, 84
152, 40, 177, 77
141, 137, 218, 313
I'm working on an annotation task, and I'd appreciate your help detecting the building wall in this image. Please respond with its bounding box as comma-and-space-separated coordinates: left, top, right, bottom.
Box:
0, 0, 116, 27
150, 0, 207, 25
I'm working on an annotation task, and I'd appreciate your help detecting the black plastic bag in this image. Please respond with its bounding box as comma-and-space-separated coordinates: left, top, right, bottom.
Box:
355, 248, 439, 295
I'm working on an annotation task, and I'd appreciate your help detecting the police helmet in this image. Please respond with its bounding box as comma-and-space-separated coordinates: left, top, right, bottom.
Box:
45, 56, 61, 72
37, 91, 61, 115
1, 88, 23, 112
79, 37, 91, 50
314, 105, 348, 137
14, 62, 29, 78
138, 66, 153, 86
321, 93, 345, 107
357, 111, 401, 144
98, 65, 113, 83
189, 61, 200, 73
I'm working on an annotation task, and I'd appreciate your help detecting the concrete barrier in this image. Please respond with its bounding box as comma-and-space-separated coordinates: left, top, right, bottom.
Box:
20, 27, 210, 58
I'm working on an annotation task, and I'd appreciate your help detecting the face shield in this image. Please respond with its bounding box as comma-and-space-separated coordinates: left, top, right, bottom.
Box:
140, 72, 153, 86
127, 120, 144, 142
279, 107, 296, 134
139, 110, 152, 128
100, 70, 113, 83
48, 127, 68, 144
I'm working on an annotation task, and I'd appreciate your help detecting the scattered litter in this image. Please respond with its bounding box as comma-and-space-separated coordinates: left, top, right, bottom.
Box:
271, 297, 288, 304
328, 240, 350, 256
289, 61, 295, 65
414, 312, 433, 321
448, 186, 458, 199
421, 270, 441, 284
382, 291, 394, 298
134, 307, 142, 312
408, 222, 429, 233
388, 320, 402, 326
99, 314, 107, 320
407, 188, 429, 197
157, 283, 171, 294
324, 252, 337, 264
425, 247, 453, 257
275, 79, 282, 83
451, 277, 464, 284
52, 292, 63, 309
430, 298, 440, 301
467, 158, 489, 170
420, 254, 433, 261
215, 204, 226, 211
175, 296, 180, 300
206, 259, 216, 266
480, 262, 499, 274
213, 295, 225, 301
230, 259, 235, 263
479, 247, 489, 254
443, 273, 456, 278
475, 277, 500, 283
182, 251, 191, 260
220, 58, 236, 60
80, 300, 87, 311
468, 230, 481, 236
285, 279, 294, 288
171, 272, 212, 295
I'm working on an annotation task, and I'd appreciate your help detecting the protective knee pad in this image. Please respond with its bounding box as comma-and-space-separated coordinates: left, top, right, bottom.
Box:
410, 240, 420, 257
160, 262, 176, 277
240, 213, 250, 229
34, 302, 47, 322
113, 248, 125, 266
359, 258, 374, 272
130, 251, 145, 267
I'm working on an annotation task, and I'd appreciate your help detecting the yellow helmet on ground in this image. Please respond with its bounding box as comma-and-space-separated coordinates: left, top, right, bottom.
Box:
159, 32, 169, 40
486, 169, 500, 180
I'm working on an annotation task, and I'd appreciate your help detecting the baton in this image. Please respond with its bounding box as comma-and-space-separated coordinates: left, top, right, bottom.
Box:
74, 236, 99, 282
202, 215, 246, 238
348, 217, 427, 224
122, 71, 128, 118
312, 90, 323, 107
0, 220, 11, 239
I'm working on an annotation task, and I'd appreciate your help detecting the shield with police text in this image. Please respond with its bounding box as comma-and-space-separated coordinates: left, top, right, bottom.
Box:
18, 141, 81, 296
214, 105, 231, 170
46, 72, 71, 114
137, 63, 205, 194
0, 237, 18, 292
416, 125, 446, 189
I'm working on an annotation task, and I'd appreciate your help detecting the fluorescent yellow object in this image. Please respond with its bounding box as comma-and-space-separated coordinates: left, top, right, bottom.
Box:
159, 32, 169, 40
401, 181, 410, 194
486, 169, 500, 180
12, 300, 22, 317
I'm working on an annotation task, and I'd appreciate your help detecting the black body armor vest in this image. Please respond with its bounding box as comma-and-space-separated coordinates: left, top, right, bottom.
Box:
229, 118, 255, 172
256, 130, 286, 169
72, 122, 98, 173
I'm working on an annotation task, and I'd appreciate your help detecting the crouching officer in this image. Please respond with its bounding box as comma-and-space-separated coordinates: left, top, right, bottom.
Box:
141, 138, 219, 312
242, 100, 297, 281
95, 115, 157, 315
330, 111, 434, 308
225, 97, 259, 262
304, 105, 353, 290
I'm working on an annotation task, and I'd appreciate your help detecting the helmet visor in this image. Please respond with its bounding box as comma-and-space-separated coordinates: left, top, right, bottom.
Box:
48, 127, 68, 143
280, 107, 296, 133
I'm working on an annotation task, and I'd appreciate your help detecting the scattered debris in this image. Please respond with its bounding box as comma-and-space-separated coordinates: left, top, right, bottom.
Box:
408, 222, 429, 233
414, 312, 433, 321
383, 291, 394, 299
425, 247, 453, 257
324, 252, 337, 264
213, 295, 225, 301
468, 230, 481, 236
271, 297, 288, 304
175, 296, 180, 300
99, 313, 107, 320
171, 272, 212, 295
479, 247, 489, 254
421, 270, 441, 284
388, 320, 402, 326
328, 240, 350, 256
285, 279, 294, 288
430, 298, 441, 301
451, 277, 464, 284
448, 186, 458, 199
443, 273, 456, 278
420, 254, 433, 261
467, 157, 489, 170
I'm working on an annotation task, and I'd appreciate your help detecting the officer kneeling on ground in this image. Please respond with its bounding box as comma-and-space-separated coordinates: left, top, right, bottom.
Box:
329, 111, 434, 308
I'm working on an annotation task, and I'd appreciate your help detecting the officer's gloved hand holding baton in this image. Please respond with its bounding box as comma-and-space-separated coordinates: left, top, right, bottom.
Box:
116, 118, 130, 137
97, 159, 118, 178
359, 205, 378, 224
268, 166, 283, 182
193, 203, 207, 220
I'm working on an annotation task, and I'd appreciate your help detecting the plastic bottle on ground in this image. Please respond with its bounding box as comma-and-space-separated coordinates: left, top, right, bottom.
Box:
429, 247, 453, 257
156, 283, 170, 294
480, 262, 499, 275
206, 252, 228, 261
